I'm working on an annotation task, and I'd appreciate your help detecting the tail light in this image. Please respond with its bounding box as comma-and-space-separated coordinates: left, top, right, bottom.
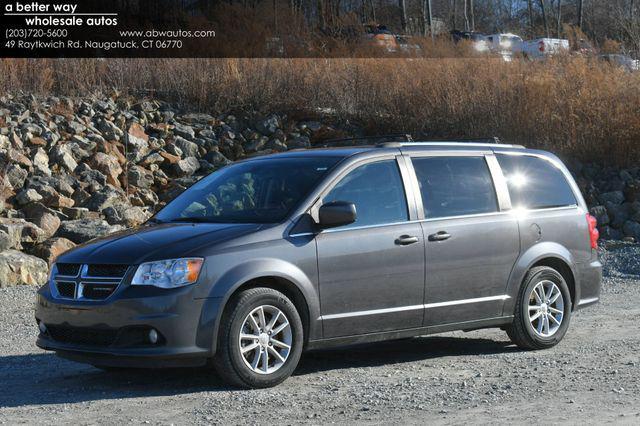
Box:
538, 41, 545, 52
586, 213, 599, 249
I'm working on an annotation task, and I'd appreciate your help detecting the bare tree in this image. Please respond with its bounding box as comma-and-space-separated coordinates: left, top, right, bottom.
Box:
469, 0, 475, 31
451, 0, 457, 30
539, 0, 549, 37
527, 0, 535, 33
422, 0, 433, 39
617, 1, 640, 52
463, 0, 469, 31
556, 0, 563, 37
317, 0, 325, 29
577, 0, 583, 28
399, 0, 408, 32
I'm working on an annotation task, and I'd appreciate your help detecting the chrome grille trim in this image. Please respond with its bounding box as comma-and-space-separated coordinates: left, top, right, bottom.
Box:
50, 263, 129, 301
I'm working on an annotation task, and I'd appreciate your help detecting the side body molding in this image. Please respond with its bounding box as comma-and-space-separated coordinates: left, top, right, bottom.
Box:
501, 241, 580, 316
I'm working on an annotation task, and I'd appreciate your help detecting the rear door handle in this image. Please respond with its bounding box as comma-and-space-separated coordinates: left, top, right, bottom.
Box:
395, 235, 419, 246
428, 231, 451, 242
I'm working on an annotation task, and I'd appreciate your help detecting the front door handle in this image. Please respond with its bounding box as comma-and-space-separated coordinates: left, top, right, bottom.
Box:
428, 231, 451, 242
395, 235, 419, 246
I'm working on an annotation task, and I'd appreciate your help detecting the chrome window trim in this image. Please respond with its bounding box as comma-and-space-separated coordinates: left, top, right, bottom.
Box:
289, 205, 581, 237
311, 155, 414, 229
405, 152, 503, 220
320, 295, 511, 320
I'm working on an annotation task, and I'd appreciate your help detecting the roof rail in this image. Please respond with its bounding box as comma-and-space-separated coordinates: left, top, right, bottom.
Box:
318, 133, 413, 147
380, 137, 525, 149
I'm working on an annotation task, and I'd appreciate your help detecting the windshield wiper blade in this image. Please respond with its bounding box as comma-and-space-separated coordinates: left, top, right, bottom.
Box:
167, 217, 220, 223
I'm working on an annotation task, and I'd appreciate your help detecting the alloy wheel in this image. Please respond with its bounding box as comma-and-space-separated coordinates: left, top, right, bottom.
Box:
238, 305, 293, 374
528, 280, 565, 338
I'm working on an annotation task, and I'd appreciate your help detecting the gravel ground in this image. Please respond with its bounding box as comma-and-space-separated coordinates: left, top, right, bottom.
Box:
1, 243, 639, 425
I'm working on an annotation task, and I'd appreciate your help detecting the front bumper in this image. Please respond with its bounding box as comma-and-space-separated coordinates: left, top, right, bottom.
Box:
35, 283, 223, 368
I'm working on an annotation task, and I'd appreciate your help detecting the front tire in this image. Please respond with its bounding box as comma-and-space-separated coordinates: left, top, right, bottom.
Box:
506, 266, 572, 350
213, 287, 304, 388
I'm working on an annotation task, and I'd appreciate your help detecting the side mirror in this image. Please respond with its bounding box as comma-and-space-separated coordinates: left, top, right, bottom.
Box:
318, 201, 357, 229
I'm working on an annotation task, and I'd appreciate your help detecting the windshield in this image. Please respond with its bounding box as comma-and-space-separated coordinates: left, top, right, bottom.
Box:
153, 156, 341, 224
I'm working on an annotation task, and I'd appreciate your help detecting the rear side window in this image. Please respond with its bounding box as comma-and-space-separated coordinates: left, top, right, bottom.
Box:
323, 160, 408, 228
496, 154, 576, 209
412, 156, 498, 219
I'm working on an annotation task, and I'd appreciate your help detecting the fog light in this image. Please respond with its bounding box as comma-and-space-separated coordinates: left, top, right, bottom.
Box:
148, 329, 158, 344
38, 322, 47, 333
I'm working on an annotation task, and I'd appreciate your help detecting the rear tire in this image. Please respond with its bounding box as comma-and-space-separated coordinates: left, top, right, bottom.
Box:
506, 266, 572, 350
213, 287, 304, 388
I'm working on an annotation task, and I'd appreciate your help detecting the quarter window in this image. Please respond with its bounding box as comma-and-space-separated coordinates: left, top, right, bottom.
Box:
412, 156, 498, 219
323, 160, 408, 229
496, 154, 576, 209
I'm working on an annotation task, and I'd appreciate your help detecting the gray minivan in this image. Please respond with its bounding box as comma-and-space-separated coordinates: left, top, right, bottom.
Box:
36, 141, 602, 388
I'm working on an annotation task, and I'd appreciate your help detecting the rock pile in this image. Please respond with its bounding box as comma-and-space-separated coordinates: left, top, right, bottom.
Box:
0, 93, 340, 286
570, 161, 640, 242
1, 93, 638, 286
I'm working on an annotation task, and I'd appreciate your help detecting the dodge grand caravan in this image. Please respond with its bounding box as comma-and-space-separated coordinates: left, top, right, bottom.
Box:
36, 141, 602, 388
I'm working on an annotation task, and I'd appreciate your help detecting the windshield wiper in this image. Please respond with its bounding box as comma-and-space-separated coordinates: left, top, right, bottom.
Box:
166, 217, 222, 223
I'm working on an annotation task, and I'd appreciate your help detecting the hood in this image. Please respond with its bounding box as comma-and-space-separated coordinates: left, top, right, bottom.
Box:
57, 222, 264, 265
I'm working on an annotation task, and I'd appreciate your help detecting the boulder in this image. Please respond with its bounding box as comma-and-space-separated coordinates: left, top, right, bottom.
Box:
127, 123, 150, 163
287, 135, 311, 149
128, 165, 154, 189
622, 221, 640, 241
256, 114, 280, 135
50, 144, 78, 172
22, 203, 61, 239
174, 157, 200, 176
56, 219, 123, 244
96, 118, 124, 140
204, 150, 231, 168
0, 218, 46, 250
0, 230, 11, 252
91, 152, 123, 187
172, 122, 195, 140
103, 205, 151, 227
589, 205, 609, 226
32, 237, 76, 266
0, 250, 49, 286
32, 147, 51, 176
159, 151, 181, 165
599, 225, 623, 240
5, 164, 28, 189
7, 149, 32, 169
83, 185, 127, 212
605, 201, 631, 228
624, 180, 640, 203
15, 188, 43, 206
599, 191, 625, 205
244, 136, 268, 153
173, 136, 199, 158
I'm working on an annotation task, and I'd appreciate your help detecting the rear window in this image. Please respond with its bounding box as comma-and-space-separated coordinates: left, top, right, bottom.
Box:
496, 154, 576, 209
412, 156, 498, 219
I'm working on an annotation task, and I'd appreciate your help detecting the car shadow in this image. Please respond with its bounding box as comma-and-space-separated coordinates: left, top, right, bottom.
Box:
0, 335, 518, 408
296, 335, 518, 376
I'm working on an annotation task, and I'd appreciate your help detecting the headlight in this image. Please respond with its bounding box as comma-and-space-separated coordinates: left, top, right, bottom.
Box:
131, 258, 204, 289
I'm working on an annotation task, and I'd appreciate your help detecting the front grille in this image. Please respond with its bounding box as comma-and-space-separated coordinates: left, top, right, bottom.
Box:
56, 281, 76, 298
46, 325, 119, 347
82, 283, 118, 300
56, 263, 81, 276
86, 264, 129, 278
